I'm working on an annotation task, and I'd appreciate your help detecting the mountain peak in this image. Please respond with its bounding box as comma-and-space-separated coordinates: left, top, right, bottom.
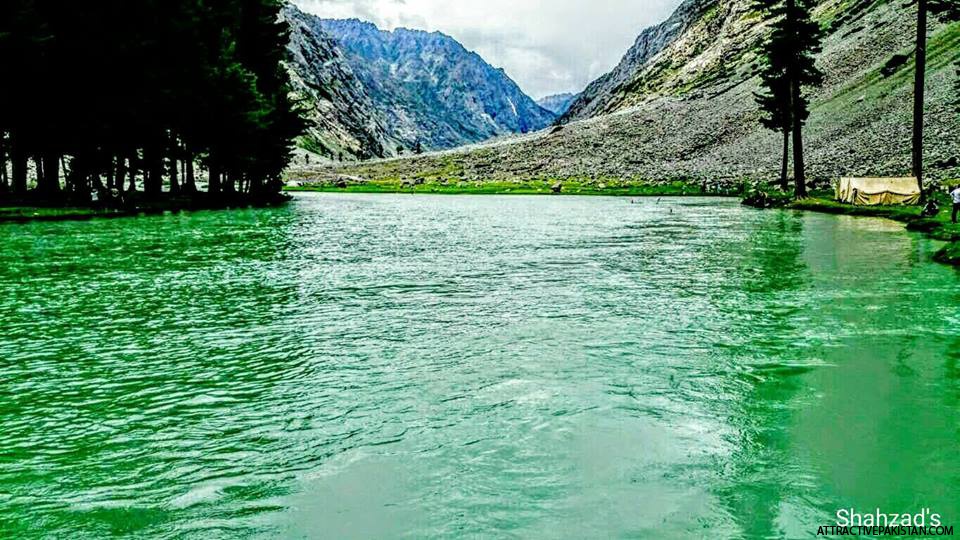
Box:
537, 93, 578, 116
286, 10, 556, 158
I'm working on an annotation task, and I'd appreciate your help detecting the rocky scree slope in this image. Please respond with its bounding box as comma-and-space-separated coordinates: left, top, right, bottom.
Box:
298, 0, 960, 186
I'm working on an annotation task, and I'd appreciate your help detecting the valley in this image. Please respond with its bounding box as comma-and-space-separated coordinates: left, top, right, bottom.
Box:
284, 4, 556, 161
286, 0, 960, 189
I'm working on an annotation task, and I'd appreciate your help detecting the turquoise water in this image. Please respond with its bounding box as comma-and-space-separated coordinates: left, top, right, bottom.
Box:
1, 194, 958, 538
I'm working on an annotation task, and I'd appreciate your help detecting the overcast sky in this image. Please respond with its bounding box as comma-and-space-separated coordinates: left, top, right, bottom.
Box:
293, 0, 682, 100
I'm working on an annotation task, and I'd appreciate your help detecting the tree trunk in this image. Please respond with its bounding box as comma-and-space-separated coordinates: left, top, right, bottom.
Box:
10, 133, 27, 194
250, 175, 263, 196
128, 153, 138, 192
115, 155, 127, 192
0, 134, 8, 193
169, 156, 180, 195
913, 0, 927, 202
791, 88, 807, 198
105, 156, 115, 192
42, 153, 60, 195
780, 128, 790, 191
783, 0, 807, 199
144, 145, 163, 197
34, 156, 45, 192
68, 155, 90, 201
184, 154, 196, 193
208, 161, 221, 195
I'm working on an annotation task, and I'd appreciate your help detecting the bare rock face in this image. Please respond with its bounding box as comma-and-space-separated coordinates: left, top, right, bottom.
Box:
282, 5, 395, 160
317, 18, 556, 153
283, 4, 555, 160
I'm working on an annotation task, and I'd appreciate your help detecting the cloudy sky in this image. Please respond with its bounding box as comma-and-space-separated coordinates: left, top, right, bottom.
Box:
293, 0, 682, 100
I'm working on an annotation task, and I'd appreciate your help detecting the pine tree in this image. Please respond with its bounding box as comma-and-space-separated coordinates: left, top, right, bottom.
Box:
754, 0, 823, 198
754, 52, 793, 191
0, 0, 304, 204
914, 0, 960, 201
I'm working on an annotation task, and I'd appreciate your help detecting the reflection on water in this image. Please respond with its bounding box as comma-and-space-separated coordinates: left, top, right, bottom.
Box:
0, 194, 958, 538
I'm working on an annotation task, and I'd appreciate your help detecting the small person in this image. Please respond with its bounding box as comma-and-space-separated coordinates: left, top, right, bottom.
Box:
952, 185, 960, 224
921, 198, 940, 218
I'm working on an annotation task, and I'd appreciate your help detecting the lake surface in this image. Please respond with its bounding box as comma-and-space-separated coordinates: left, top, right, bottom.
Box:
1, 194, 958, 539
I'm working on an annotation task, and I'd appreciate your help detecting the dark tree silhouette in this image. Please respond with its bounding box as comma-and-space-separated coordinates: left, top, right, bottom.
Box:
754, 0, 823, 198
914, 0, 928, 201
0, 0, 305, 207
754, 56, 793, 191
914, 0, 960, 201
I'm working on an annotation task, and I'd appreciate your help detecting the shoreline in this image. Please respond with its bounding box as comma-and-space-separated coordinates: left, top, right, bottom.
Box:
0, 193, 292, 223
783, 197, 960, 266
283, 179, 743, 197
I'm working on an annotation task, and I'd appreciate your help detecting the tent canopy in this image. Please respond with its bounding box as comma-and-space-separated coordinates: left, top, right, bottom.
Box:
836, 177, 921, 206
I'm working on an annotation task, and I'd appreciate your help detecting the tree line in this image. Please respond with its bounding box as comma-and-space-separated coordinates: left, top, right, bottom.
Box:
754, 0, 959, 199
0, 0, 305, 205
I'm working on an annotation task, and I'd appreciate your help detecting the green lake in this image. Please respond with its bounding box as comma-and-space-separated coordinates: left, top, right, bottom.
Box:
1, 194, 958, 538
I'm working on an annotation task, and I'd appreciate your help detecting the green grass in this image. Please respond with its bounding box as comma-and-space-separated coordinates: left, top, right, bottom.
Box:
787, 196, 924, 220
285, 179, 742, 197
933, 242, 960, 264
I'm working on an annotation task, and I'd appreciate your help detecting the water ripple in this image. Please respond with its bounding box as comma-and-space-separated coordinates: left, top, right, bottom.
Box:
1, 194, 958, 538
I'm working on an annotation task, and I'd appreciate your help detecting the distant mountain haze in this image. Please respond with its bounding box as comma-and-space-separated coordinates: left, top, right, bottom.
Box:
536, 93, 578, 116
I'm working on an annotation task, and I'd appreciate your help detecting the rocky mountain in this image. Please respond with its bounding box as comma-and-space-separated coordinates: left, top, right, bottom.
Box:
315, 18, 556, 153
299, 0, 960, 185
282, 5, 396, 160
562, 0, 715, 122
537, 93, 578, 116
283, 5, 555, 160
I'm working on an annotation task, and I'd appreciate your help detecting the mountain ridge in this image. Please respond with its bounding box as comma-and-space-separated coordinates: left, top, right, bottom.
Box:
318, 17, 556, 151
282, 5, 395, 160
562, 0, 718, 122
537, 93, 579, 116
283, 6, 555, 160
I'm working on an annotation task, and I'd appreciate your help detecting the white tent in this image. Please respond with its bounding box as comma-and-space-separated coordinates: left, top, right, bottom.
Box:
836, 177, 921, 206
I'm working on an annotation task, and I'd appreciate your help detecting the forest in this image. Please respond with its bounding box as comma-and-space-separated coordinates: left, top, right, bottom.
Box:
0, 0, 304, 208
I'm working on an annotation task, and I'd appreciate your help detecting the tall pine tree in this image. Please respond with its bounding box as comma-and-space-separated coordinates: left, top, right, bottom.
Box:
914, 0, 960, 201
754, 0, 823, 198
754, 50, 793, 192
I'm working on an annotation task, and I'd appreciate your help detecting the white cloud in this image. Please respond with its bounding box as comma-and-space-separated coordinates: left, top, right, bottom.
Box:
293, 0, 682, 99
